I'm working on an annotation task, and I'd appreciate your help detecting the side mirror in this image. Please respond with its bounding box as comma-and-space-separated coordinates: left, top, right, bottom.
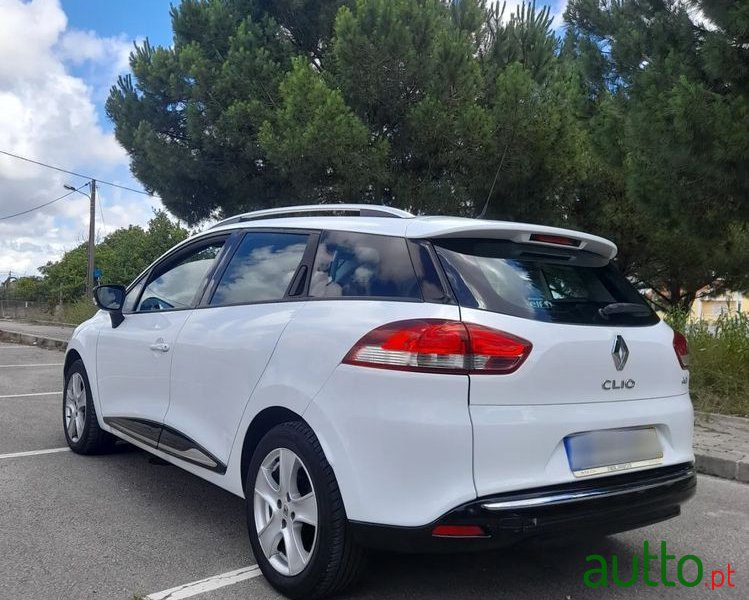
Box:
93, 285, 126, 328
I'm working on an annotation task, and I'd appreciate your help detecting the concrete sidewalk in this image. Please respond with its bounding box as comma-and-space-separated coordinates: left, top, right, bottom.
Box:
0, 319, 73, 350
694, 412, 749, 483
1, 319, 747, 483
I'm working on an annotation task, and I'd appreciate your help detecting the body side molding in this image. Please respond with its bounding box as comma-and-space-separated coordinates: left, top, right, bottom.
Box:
103, 417, 227, 474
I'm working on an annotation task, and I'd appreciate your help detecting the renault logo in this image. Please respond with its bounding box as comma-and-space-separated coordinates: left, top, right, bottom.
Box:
611, 335, 629, 371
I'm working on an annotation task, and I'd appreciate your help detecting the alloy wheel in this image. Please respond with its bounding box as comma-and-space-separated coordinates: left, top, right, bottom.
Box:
253, 447, 318, 576
65, 372, 86, 443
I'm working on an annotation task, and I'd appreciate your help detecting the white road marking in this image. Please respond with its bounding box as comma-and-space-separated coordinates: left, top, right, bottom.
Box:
0, 391, 59, 399
146, 566, 262, 600
0, 447, 70, 460
0, 363, 63, 368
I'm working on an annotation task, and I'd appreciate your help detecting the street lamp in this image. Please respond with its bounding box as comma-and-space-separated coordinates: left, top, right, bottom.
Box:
64, 181, 96, 297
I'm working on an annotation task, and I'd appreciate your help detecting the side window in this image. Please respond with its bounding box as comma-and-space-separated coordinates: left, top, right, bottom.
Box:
138, 240, 225, 312
122, 277, 146, 313
309, 231, 421, 299
210, 232, 310, 306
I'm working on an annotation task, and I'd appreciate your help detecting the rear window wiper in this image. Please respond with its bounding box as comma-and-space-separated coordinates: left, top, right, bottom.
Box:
598, 302, 652, 319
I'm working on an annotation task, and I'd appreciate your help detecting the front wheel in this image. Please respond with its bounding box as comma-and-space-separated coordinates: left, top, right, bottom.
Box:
63, 359, 116, 454
246, 422, 365, 599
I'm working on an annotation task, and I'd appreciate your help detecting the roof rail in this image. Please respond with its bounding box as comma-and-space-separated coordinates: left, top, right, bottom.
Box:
211, 204, 414, 229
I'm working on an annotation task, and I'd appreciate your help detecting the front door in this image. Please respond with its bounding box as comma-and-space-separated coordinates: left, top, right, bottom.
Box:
96, 236, 228, 445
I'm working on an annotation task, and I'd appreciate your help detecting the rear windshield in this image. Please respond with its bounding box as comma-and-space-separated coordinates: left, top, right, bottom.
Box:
434, 239, 658, 326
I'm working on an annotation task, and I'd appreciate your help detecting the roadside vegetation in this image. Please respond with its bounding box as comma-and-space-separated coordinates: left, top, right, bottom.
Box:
0, 211, 188, 324
686, 313, 749, 418
665, 309, 749, 417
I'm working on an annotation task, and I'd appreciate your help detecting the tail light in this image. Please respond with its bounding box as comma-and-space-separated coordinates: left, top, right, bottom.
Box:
673, 331, 689, 370
342, 319, 532, 374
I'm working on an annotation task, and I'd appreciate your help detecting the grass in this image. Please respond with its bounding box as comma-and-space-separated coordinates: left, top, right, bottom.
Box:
60, 298, 98, 325
684, 312, 749, 417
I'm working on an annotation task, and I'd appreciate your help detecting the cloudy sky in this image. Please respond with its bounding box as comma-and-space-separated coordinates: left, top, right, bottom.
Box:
0, 0, 172, 278
0, 0, 568, 278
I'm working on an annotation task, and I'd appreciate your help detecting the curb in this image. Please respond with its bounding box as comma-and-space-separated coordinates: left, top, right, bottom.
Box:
694, 451, 749, 483
694, 412, 749, 483
0, 329, 68, 352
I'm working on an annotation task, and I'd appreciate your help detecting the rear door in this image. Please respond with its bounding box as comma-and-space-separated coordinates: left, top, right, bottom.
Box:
432, 238, 687, 406
163, 229, 314, 471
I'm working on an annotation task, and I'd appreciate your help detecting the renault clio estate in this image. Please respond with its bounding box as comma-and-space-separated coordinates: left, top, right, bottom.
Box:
63, 204, 695, 599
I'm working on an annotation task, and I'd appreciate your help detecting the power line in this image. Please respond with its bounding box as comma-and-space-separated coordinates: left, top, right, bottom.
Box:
0, 149, 154, 196
0, 184, 88, 221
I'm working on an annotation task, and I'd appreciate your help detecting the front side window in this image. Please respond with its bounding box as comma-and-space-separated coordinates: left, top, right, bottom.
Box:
138, 240, 225, 312
309, 231, 421, 299
210, 232, 310, 306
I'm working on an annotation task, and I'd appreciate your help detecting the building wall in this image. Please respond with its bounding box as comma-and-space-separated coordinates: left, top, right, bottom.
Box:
690, 291, 748, 323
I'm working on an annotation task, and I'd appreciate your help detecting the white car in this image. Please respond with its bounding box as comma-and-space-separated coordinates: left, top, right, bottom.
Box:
64, 204, 695, 599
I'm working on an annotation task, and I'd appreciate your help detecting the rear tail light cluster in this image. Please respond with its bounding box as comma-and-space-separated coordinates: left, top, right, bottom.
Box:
342, 319, 532, 375
673, 331, 689, 370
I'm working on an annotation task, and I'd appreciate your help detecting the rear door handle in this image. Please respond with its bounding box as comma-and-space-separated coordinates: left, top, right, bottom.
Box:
149, 341, 170, 353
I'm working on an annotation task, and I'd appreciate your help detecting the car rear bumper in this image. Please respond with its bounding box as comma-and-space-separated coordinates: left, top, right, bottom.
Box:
350, 462, 696, 552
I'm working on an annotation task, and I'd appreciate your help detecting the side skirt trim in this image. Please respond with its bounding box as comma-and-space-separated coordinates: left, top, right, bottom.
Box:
103, 417, 227, 474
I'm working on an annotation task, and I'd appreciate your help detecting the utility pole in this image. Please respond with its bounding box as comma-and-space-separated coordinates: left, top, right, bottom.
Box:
87, 180, 96, 297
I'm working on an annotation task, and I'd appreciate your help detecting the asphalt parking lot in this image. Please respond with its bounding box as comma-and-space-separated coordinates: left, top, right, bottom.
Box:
1, 340, 747, 600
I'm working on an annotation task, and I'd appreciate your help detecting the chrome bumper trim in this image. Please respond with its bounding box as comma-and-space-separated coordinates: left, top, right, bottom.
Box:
481, 468, 695, 511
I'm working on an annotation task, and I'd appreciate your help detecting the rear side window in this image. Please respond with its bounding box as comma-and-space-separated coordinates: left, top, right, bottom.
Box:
210, 232, 309, 306
434, 239, 657, 326
309, 231, 421, 300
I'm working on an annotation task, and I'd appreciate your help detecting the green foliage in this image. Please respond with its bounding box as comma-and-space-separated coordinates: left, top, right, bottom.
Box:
61, 299, 99, 326
12, 276, 45, 300
687, 313, 749, 417
565, 0, 749, 308
36, 211, 188, 303
106, 0, 748, 311
259, 57, 389, 201
107, 0, 584, 218
663, 306, 691, 334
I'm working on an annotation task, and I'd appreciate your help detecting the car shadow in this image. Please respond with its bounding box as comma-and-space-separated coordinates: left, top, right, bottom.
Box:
351, 537, 640, 599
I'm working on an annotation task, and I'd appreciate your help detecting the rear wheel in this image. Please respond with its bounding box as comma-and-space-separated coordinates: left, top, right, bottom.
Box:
63, 359, 115, 454
246, 421, 365, 599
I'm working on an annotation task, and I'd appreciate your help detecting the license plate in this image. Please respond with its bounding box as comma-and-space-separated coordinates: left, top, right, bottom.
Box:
564, 426, 663, 478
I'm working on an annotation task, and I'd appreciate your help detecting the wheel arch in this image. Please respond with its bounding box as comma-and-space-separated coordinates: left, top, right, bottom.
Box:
240, 406, 310, 492
63, 348, 82, 375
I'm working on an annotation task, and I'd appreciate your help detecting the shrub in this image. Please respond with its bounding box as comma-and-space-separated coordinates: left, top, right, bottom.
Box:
62, 298, 98, 326
686, 312, 749, 417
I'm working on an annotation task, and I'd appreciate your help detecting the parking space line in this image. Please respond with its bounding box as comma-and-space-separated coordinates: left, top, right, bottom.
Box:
145, 566, 262, 600
0, 391, 59, 399
0, 448, 70, 460
0, 363, 63, 368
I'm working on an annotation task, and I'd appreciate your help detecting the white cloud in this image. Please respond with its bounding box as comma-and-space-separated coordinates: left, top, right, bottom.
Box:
0, 0, 162, 277
56, 29, 132, 71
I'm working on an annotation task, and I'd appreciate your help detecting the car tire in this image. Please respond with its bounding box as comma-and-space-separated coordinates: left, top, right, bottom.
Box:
246, 421, 366, 600
63, 359, 116, 454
